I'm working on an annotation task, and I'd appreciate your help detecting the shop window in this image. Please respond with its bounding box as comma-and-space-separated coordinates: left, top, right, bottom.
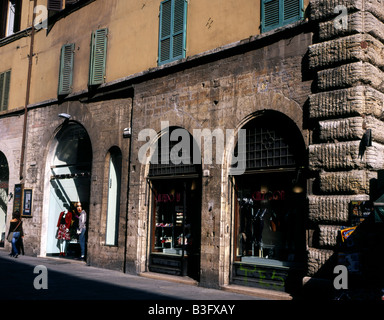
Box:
158, 0, 187, 65
0, 0, 22, 38
0, 70, 11, 111
58, 43, 75, 96
233, 115, 306, 266
105, 147, 122, 246
148, 127, 201, 279
261, 0, 303, 33
88, 28, 108, 86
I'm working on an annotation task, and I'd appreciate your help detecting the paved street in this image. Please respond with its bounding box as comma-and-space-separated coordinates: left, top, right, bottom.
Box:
0, 249, 277, 317
0, 249, 267, 301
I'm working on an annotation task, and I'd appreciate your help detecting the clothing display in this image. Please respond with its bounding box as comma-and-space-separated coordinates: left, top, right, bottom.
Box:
56, 211, 72, 240
238, 197, 283, 259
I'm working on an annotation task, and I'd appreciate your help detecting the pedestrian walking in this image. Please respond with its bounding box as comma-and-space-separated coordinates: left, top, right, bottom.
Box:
7, 210, 24, 258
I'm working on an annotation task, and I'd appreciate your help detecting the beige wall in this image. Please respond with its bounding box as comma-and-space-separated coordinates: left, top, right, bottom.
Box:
2, 0, 309, 108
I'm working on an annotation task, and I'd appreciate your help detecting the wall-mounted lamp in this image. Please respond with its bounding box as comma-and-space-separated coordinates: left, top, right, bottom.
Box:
123, 127, 132, 139
58, 113, 71, 120
8, 192, 13, 202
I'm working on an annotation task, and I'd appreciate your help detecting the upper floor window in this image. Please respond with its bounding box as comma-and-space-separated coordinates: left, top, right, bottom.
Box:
47, 0, 79, 11
58, 43, 75, 96
158, 0, 187, 65
261, 0, 303, 33
88, 28, 108, 86
0, 70, 11, 112
0, 0, 22, 38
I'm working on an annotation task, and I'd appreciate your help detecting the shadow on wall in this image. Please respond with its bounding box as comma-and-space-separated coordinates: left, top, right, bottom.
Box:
300, 201, 384, 300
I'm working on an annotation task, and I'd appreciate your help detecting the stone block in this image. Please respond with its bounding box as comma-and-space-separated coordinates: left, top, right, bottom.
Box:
318, 224, 340, 247
308, 86, 384, 120
308, 194, 369, 223
306, 247, 335, 277
317, 62, 384, 93
309, 0, 384, 23
319, 169, 377, 194
318, 11, 384, 43
308, 34, 384, 71
317, 116, 384, 143
309, 141, 384, 170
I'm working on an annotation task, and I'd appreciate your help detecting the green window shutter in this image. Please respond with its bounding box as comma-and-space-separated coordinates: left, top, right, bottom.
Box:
261, 0, 302, 33
58, 43, 75, 96
0, 70, 11, 111
89, 28, 108, 86
158, 0, 187, 65
283, 0, 301, 23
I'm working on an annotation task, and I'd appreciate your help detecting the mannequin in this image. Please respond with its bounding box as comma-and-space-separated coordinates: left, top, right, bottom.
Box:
56, 209, 72, 256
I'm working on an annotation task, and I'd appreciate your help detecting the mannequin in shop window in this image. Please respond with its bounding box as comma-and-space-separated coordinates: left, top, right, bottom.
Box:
56, 207, 72, 256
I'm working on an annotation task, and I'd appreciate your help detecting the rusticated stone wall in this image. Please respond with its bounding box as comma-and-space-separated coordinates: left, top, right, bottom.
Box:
307, 0, 384, 278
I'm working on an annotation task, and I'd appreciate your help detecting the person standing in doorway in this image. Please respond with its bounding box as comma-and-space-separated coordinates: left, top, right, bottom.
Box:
76, 202, 87, 261
7, 210, 23, 258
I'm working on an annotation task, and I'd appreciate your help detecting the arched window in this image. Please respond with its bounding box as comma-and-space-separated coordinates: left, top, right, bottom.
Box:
233, 112, 306, 264
0, 152, 9, 247
105, 147, 122, 246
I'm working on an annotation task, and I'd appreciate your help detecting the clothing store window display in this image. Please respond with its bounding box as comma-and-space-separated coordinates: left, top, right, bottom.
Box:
7, 210, 24, 258
76, 203, 87, 261
56, 209, 72, 256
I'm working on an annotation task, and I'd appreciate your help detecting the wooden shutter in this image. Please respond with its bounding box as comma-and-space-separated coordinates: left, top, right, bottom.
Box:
0, 70, 11, 111
58, 44, 75, 95
48, 0, 63, 11
262, 0, 302, 32
158, 0, 186, 65
262, 0, 280, 32
89, 28, 108, 86
283, 0, 301, 22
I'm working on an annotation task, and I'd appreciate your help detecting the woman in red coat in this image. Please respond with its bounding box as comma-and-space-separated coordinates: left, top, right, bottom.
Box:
56, 210, 72, 256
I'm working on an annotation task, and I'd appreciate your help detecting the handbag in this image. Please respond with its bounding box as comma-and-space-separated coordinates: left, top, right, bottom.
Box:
7, 232, 14, 242
7, 220, 21, 243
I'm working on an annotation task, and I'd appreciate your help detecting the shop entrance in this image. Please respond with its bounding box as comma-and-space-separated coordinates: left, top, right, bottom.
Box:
0, 152, 9, 247
231, 112, 306, 292
46, 123, 92, 259
147, 127, 202, 281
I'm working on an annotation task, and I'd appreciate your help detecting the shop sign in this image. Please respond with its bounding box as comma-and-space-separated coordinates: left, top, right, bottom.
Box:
156, 193, 181, 203
252, 190, 286, 201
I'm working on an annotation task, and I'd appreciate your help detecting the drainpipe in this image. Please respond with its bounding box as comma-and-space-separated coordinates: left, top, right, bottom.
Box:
123, 86, 135, 273
19, 0, 37, 181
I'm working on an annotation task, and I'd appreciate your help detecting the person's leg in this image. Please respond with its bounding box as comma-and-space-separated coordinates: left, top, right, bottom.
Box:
11, 232, 20, 257
79, 229, 85, 258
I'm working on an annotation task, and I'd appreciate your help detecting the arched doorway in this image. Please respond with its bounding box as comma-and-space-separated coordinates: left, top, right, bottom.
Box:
0, 152, 9, 247
46, 123, 92, 258
147, 126, 202, 281
231, 111, 307, 293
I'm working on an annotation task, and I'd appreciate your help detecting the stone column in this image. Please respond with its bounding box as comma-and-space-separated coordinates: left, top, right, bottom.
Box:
307, 0, 384, 279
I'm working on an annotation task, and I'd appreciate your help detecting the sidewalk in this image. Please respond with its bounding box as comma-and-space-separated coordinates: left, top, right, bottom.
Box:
0, 249, 275, 301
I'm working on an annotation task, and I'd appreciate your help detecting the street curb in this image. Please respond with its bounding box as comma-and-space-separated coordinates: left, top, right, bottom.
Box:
139, 271, 292, 300
221, 284, 293, 300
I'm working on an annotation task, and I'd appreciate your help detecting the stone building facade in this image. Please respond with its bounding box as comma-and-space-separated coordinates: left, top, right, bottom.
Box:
1, 0, 384, 298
